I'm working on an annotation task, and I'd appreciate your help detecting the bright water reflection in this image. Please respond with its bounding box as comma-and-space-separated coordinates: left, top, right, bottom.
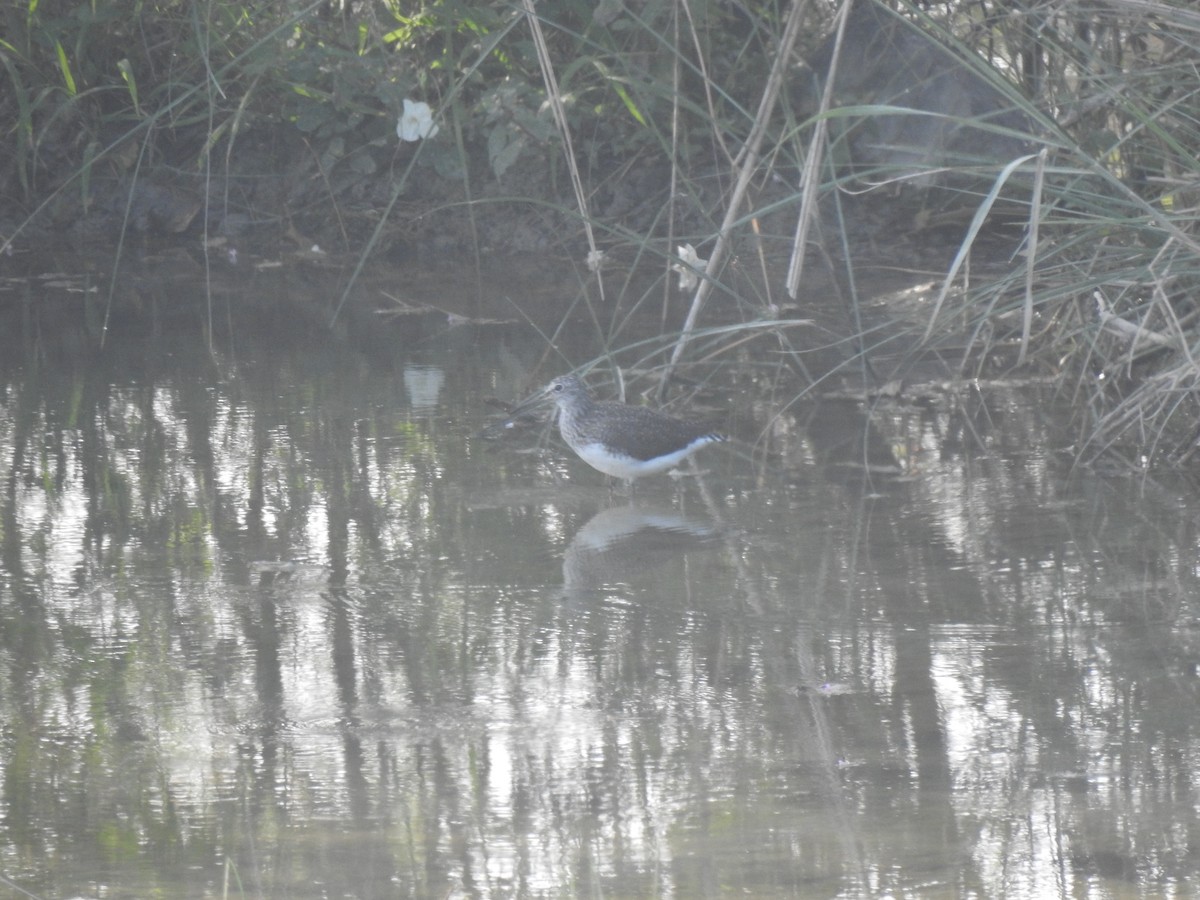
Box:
0, 264, 1198, 899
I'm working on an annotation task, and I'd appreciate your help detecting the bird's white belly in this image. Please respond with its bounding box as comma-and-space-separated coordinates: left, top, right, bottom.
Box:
574, 439, 713, 480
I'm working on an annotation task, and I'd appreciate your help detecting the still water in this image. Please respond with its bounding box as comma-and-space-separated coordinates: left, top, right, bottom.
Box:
0, 256, 1198, 899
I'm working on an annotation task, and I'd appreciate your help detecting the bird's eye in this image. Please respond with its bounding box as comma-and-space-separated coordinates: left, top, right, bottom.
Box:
552, 382, 564, 393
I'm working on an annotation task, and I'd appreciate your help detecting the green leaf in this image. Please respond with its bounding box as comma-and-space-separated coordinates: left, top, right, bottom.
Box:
54, 40, 75, 96
117, 59, 140, 117
611, 82, 646, 127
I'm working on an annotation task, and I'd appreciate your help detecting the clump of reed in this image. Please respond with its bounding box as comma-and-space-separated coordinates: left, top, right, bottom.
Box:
599, 0, 1200, 467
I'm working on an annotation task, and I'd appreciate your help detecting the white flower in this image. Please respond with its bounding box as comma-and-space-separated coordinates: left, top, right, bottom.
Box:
397, 99, 439, 142
671, 243, 708, 291
586, 249, 606, 272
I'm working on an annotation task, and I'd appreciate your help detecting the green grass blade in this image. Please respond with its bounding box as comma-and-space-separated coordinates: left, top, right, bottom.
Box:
54, 39, 76, 95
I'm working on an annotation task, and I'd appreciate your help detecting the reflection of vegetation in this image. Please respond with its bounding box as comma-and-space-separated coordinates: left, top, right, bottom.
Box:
0, 304, 1199, 895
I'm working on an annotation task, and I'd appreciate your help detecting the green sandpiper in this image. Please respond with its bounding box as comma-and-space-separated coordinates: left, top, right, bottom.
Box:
510, 374, 726, 481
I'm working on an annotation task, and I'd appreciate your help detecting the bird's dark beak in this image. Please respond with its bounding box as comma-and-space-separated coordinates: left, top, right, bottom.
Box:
506, 383, 554, 418
478, 384, 552, 441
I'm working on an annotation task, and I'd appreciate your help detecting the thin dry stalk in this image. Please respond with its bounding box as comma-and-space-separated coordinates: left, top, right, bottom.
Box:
1018, 147, 1048, 365
785, 0, 851, 300
662, 0, 809, 392
663, 3, 682, 329
680, 0, 736, 168
521, 0, 606, 302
